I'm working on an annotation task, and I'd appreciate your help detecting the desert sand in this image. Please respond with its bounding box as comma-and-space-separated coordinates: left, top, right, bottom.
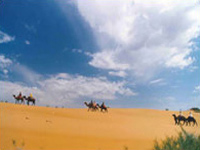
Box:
0, 103, 199, 150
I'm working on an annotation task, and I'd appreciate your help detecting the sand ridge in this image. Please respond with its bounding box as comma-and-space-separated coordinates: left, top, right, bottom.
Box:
0, 103, 199, 150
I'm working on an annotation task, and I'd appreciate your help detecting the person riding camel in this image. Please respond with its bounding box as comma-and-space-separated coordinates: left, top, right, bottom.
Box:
93, 101, 97, 107
90, 100, 93, 106
101, 102, 105, 108
18, 92, 22, 99
179, 110, 183, 116
189, 111, 193, 117
30, 93, 33, 99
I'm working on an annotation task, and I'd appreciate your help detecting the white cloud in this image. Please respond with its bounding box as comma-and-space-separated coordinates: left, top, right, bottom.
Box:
12, 64, 42, 85
89, 50, 130, 71
0, 55, 41, 84
149, 78, 166, 85
0, 55, 12, 75
165, 52, 194, 69
194, 85, 200, 93
72, 48, 82, 53
109, 70, 127, 77
75, 0, 200, 80
0, 73, 136, 106
0, 30, 15, 44
0, 55, 12, 67
25, 40, 30, 45
3, 69, 8, 75
189, 65, 198, 72
0, 56, 136, 105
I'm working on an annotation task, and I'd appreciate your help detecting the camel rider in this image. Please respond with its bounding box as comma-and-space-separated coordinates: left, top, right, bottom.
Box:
189, 112, 193, 117
179, 110, 183, 116
18, 92, 22, 99
30, 93, 33, 99
101, 102, 105, 108
90, 100, 93, 106
93, 101, 97, 107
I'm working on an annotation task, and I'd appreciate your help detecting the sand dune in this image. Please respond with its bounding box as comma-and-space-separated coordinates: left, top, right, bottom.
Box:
0, 103, 199, 150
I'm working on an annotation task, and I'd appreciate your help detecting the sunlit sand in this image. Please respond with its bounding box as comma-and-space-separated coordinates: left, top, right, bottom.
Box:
1, 103, 199, 150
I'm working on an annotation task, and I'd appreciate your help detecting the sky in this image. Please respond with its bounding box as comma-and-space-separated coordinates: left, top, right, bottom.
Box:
0, 0, 200, 110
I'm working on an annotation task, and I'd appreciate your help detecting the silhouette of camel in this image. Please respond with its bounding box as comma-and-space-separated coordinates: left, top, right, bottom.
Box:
23, 96, 35, 105
186, 116, 198, 126
84, 102, 98, 111
13, 95, 25, 104
172, 114, 186, 125
97, 103, 108, 112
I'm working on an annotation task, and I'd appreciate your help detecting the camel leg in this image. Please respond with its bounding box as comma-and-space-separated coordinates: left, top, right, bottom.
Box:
182, 121, 185, 126
174, 120, 177, 125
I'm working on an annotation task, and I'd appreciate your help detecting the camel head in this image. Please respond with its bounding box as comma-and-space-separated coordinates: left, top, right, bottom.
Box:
172, 114, 176, 118
13, 95, 16, 98
84, 102, 88, 106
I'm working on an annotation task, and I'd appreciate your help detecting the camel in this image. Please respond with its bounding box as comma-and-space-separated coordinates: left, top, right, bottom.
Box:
23, 96, 36, 105
172, 114, 186, 125
84, 102, 98, 111
97, 103, 108, 112
13, 95, 25, 104
186, 116, 198, 126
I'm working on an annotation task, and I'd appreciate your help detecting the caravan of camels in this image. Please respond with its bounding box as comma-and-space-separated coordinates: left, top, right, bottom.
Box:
13, 92, 109, 112
13, 92, 36, 105
13, 92, 198, 126
84, 100, 108, 112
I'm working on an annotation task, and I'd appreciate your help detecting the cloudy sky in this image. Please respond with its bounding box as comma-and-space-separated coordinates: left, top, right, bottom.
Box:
0, 0, 200, 110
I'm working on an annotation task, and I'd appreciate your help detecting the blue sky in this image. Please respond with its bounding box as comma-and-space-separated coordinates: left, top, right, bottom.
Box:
0, 0, 200, 110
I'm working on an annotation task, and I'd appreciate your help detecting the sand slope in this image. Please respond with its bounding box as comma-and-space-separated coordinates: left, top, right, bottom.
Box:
0, 103, 199, 150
